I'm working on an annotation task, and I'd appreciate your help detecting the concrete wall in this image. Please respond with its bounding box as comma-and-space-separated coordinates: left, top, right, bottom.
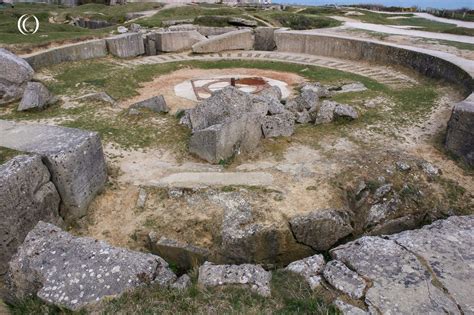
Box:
275, 31, 474, 96
23, 39, 107, 70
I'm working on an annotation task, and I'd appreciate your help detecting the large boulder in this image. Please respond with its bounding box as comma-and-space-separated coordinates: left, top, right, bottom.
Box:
254, 27, 277, 51
106, 33, 145, 58
0, 48, 34, 105
148, 31, 206, 53
17, 82, 54, 111
0, 120, 107, 221
198, 261, 271, 296
330, 216, 474, 314
0, 155, 61, 275
7, 222, 176, 311
188, 86, 265, 131
189, 112, 262, 163
445, 94, 474, 167
192, 29, 254, 53
289, 209, 353, 251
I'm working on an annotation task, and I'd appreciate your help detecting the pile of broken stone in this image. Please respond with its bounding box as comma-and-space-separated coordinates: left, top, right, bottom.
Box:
179, 82, 360, 163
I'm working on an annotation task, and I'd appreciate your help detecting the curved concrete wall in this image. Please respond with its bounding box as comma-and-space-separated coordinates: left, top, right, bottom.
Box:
275, 31, 474, 96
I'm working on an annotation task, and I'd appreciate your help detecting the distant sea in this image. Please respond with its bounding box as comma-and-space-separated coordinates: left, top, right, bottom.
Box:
271, 0, 474, 10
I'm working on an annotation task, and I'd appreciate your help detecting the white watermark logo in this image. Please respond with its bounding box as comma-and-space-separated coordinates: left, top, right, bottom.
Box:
17, 14, 39, 35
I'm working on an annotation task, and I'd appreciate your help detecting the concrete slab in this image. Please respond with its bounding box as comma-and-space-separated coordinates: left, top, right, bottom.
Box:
151, 172, 274, 188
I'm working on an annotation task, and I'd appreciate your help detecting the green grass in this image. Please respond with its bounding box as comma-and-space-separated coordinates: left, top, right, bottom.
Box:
0, 3, 162, 53
348, 10, 474, 36
257, 12, 341, 30
0, 147, 22, 165
8, 270, 339, 314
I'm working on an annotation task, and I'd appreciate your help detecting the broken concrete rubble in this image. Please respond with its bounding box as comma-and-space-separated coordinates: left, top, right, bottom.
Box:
17, 82, 55, 111
0, 48, 34, 105
7, 222, 177, 311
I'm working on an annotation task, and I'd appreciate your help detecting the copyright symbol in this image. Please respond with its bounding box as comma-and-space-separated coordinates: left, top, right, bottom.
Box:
17, 14, 39, 35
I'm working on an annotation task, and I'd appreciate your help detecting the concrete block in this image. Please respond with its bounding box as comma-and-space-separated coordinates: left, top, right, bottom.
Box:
0, 120, 107, 221
192, 29, 254, 54
106, 33, 145, 58
151, 31, 206, 52
0, 155, 61, 275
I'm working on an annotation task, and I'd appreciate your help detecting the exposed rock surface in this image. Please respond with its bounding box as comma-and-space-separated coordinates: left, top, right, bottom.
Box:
330, 216, 474, 314
106, 33, 145, 58
323, 260, 366, 299
333, 299, 368, 315
285, 254, 325, 290
197, 26, 237, 37
290, 209, 353, 251
334, 104, 358, 120
445, 94, 474, 167
0, 48, 34, 105
192, 29, 254, 53
254, 27, 277, 51
228, 17, 258, 27
130, 95, 169, 113
149, 237, 210, 270
198, 261, 271, 296
0, 120, 107, 221
0, 155, 61, 275
7, 222, 176, 311
262, 111, 295, 138
171, 274, 191, 291
17, 82, 54, 111
314, 100, 336, 124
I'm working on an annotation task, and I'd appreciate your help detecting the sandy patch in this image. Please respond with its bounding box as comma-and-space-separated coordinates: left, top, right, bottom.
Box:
120, 68, 306, 113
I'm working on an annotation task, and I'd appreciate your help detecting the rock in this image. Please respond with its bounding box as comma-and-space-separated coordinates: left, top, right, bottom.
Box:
149, 31, 206, 53
228, 17, 258, 27
196, 26, 237, 37
295, 110, 311, 124
17, 82, 54, 111
301, 82, 331, 98
314, 100, 336, 124
254, 85, 282, 101
129, 23, 141, 32
420, 161, 440, 177
388, 216, 474, 314
0, 120, 107, 221
149, 237, 210, 270
334, 82, 367, 94
262, 111, 295, 138
74, 18, 113, 29
210, 192, 312, 265
254, 27, 277, 51
144, 37, 157, 56
75, 92, 116, 106
171, 274, 191, 291
106, 33, 145, 58
0, 48, 34, 105
267, 99, 286, 115
192, 29, 254, 54
298, 89, 319, 110
188, 86, 264, 131
334, 104, 358, 120
373, 183, 392, 200
285, 254, 325, 290
0, 155, 61, 275
7, 222, 177, 311
331, 229, 465, 314
189, 113, 262, 164
117, 26, 128, 33
445, 95, 474, 167
333, 299, 368, 315
289, 209, 353, 251
136, 188, 147, 208
322, 260, 366, 299
128, 108, 141, 116
198, 262, 271, 296
366, 196, 400, 226
130, 95, 169, 113
395, 161, 411, 171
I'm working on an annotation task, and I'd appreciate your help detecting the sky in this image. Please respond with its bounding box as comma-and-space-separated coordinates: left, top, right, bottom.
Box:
271, 0, 474, 10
